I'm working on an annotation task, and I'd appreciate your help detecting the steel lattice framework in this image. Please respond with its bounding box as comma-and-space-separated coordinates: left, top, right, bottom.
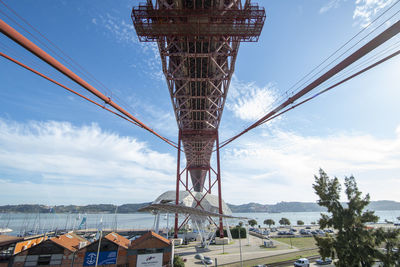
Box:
132, 0, 265, 238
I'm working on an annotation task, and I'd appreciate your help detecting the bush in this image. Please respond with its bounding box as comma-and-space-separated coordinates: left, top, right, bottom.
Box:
231, 226, 246, 239
216, 227, 246, 239
216, 229, 228, 238
174, 255, 185, 267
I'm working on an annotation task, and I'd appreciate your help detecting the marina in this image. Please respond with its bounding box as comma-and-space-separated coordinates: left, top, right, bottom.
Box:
1, 210, 400, 237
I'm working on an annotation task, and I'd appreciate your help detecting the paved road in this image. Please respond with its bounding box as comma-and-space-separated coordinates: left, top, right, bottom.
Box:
176, 234, 298, 266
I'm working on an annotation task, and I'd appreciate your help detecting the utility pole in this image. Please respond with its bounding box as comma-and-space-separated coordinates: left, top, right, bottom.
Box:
238, 223, 243, 267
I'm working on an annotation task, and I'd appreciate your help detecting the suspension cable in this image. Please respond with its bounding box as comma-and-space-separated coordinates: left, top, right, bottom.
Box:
0, 18, 178, 148
219, 20, 400, 149
0, 51, 180, 148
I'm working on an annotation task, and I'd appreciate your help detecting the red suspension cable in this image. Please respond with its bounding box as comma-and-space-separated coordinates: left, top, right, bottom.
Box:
0, 18, 177, 148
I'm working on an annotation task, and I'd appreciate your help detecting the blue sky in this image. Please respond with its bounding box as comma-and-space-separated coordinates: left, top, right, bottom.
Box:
0, 0, 400, 205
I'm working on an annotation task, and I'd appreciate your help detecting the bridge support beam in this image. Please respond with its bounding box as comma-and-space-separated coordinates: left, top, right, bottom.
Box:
216, 132, 224, 238
173, 131, 225, 238
174, 130, 182, 238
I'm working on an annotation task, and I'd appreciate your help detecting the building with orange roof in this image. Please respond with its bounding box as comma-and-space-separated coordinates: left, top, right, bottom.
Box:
12, 232, 89, 267
80, 232, 130, 266
0, 235, 23, 267
128, 231, 172, 267
13, 236, 48, 255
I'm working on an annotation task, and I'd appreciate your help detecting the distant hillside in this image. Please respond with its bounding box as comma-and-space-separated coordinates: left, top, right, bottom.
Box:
227, 200, 400, 213
0, 200, 399, 213
0, 203, 150, 213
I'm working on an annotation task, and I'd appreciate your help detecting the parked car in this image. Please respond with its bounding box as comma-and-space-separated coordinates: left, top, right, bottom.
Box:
299, 229, 306, 234
305, 226, 311, 229
290, 228, 297, 232
294, 258, 310, 267
311, 230, 318, 235
317, 229, 325, 235
202, 256, 213, 265
316, 257, 332, 265
194, 253, 204, 260
324, 229, 334, 233
263, 230, 270, 235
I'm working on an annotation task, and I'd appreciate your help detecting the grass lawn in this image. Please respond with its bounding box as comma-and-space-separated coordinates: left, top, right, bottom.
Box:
225, 248, 320, 267
272, 237, 317, 249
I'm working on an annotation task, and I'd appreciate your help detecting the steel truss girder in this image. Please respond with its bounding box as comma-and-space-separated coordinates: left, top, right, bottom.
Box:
156, 33, 239, 192
174, 130, 225, 238
132, 1, 266, 42
132, 0, 265, 241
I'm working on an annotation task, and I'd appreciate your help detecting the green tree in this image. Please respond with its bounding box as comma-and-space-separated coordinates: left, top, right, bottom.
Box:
248, 219, 257, 227
297, 220, 304, 226
313, 169, 380, 267
279, 217, 290, 226
374, 228, 400, 266
173, 255, 185, 267
264, 219, 275, 228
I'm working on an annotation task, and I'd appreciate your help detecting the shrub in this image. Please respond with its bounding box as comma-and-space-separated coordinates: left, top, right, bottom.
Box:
174, 255, 185, 267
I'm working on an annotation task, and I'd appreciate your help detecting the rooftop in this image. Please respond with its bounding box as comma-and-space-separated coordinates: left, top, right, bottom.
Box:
0, 235, 23, 247
50, 232, 89, 252
104, 232, 130, 249
130, 231, 170, 249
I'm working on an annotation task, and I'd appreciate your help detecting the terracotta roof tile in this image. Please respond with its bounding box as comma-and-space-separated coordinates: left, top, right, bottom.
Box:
50, 232, 89, 252
104, 232, 130, 249
130, 231, 170, 249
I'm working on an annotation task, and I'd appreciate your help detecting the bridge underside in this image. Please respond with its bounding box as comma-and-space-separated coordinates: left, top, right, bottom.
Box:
132, 0, 265, 237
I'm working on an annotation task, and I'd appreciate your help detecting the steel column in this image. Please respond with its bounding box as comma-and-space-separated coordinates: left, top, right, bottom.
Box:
216, 132, 224, 237
185, 169, 189, 190
208, 169, 211, 194
174, 130, 182, 238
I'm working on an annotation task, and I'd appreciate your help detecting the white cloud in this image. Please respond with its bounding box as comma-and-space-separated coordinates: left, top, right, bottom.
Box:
122, 94, 178, 137
96, 13, 138, 44
1, 119, 399, 205
353, 0, 396, 27
320, 0, 342, 14
226, 76, 278, 121
92, 12, 163, 80
221, 126, 400, 204
0, 119, 176, 204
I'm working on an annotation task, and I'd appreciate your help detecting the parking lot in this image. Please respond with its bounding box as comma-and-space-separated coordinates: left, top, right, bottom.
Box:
249, 225, 335, 238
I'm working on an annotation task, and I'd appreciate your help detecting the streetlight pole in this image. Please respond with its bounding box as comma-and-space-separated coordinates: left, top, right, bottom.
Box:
238, 223, 243, 267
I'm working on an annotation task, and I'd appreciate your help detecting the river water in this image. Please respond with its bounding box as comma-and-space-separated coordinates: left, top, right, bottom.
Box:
1, 210, 399, 236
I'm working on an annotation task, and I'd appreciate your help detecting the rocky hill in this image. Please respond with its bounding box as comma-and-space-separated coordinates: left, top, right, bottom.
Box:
1, 200, 399, 213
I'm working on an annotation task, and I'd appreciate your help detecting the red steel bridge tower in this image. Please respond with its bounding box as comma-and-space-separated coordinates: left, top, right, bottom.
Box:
132, 0, 265, 238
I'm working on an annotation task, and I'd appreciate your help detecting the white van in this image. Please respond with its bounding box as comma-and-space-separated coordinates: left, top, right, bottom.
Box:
294, 258, 310, 267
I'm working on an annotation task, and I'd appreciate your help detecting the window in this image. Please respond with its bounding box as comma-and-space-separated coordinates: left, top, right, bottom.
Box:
37, 254, 51, 265
24, 255, 38, 266
24, 254, 63, 266
49, 254, 63, 265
